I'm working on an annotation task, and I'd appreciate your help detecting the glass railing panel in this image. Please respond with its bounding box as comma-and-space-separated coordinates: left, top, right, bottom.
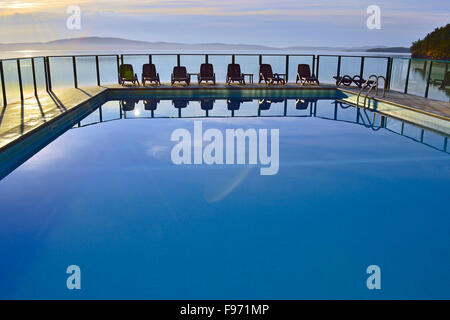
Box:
100, 100, 121, 122
99, 56, 118, 85
180, 55, 206, 75
406, 59, 430, 96
288, 55, 314, 83
153, 99, 179, 118
19, 59, 34, 99
235, 55, 259, 82
285, 99, 313, 117
422, 130, 447, 152
49, 57, 74, 89
79, 108, 101, 127
76, 56, 97, 87
317, 56, 338, 84
152, 55, 177, 83
389, 58, 409, 92
208, 55, 232, 83
33, 57, 47, 94
363, 57, 388, 87
427, 61, 450, 102
340, 56, 362, 78
3, 60, 21, 104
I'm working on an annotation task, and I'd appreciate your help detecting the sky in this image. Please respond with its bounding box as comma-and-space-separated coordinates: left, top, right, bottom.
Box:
0, 0, 449, 47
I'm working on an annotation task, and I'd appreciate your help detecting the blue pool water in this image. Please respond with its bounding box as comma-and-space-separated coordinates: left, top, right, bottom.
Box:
0, 95, 449, 299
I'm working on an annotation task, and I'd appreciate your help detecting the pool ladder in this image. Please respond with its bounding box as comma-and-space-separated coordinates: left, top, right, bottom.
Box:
356, 75, 387, 109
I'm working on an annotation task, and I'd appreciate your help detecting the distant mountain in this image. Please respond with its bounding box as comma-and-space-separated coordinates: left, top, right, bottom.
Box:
0, 36, 405, 53
366, 47, 410, 53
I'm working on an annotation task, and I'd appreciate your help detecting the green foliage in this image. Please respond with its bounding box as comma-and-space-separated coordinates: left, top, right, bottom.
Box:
411, 24, 450, 60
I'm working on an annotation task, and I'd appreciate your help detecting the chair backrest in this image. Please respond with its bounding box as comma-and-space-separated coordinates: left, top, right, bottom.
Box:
143, 64, 157, 77
173, 66, 187, 78
120, 64, 134, 78
227, 63, 241, 77
200, 63, 214, 77
258, 99, 272, 110
260, 64, 273, 78
298, 64, 311, 78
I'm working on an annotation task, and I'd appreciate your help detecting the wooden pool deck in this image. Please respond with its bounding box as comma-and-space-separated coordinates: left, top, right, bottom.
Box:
0, 83, 449, 151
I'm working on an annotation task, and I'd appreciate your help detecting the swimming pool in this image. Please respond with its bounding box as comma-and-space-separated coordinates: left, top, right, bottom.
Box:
0, 91, 449, 299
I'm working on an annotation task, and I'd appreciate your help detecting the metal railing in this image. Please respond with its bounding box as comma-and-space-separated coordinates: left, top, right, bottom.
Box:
0, 53, 449, 107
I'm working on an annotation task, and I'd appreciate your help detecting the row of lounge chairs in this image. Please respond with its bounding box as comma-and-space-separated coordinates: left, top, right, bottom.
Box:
119, 63, 319, 86
120, 98, 317, 113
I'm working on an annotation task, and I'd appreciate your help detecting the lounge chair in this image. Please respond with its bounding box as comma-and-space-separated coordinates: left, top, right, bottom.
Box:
351, 75, 374, 88
226, 63, 245, 85
198, 63, 216, 85
142, 64, 160, 86
171, 66, 190, 86
119, 64, 139, 86
259, 64, 286, 85
296, 64, 319, 85
333, 75, 353, 86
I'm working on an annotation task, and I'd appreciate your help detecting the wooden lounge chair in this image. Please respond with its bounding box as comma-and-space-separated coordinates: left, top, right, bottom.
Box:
351, 75, 374, 88
226, 64, 245, 85
296, 64, 319, 85
200, 99, 215, 111
171, 66, 190, 86
198, 63, 216, 85
259, 64, 286, 85
333, 75, 353, 86
119, 64, 139, 86
142, 64, 160, 86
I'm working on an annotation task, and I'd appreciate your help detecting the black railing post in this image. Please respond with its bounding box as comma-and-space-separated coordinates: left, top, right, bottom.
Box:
205, 54, 208, 64
424, 60, 433, 98
116, 55, 120, 84
404, 59, 412, 94
149, 54, 152, 64
72, 56, 78, 88
232, 55, 235, 64
385, 57, 392, 91
17, 59, 24, 101
0, 61, 7, 106
337, 56, 341, 78
177, 54, 180, 67
44, 57, 50, 92
31, 58, 37, 97
359, 56, 365, 78
95, 55, 100, 86
259, 55, 262, 66
315, 56, 320, 79
285, 55, 289, 82
120, 55, 124, 65
312, 55, 315, 76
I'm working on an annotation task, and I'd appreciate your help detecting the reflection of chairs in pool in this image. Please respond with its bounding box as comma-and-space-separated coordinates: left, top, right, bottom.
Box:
295, 98, 317, 110
227, 99, 252, 116
200, 99, 215, 116
258, 98, 284, 116
172, 99, 189, 117
120, 99, 139, 111
143, 99, 160, 117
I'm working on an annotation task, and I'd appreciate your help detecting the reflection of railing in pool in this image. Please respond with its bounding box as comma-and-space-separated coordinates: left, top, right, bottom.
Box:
72, 98, 449, 154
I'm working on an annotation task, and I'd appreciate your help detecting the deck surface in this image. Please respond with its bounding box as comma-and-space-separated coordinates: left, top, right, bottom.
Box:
0, 83, 449, 151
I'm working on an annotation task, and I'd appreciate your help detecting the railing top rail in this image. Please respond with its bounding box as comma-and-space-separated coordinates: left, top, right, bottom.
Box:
0, 56, 47, 62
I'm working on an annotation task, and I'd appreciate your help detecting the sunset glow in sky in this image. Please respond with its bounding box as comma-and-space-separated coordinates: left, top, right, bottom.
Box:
0, 0, 448, 46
